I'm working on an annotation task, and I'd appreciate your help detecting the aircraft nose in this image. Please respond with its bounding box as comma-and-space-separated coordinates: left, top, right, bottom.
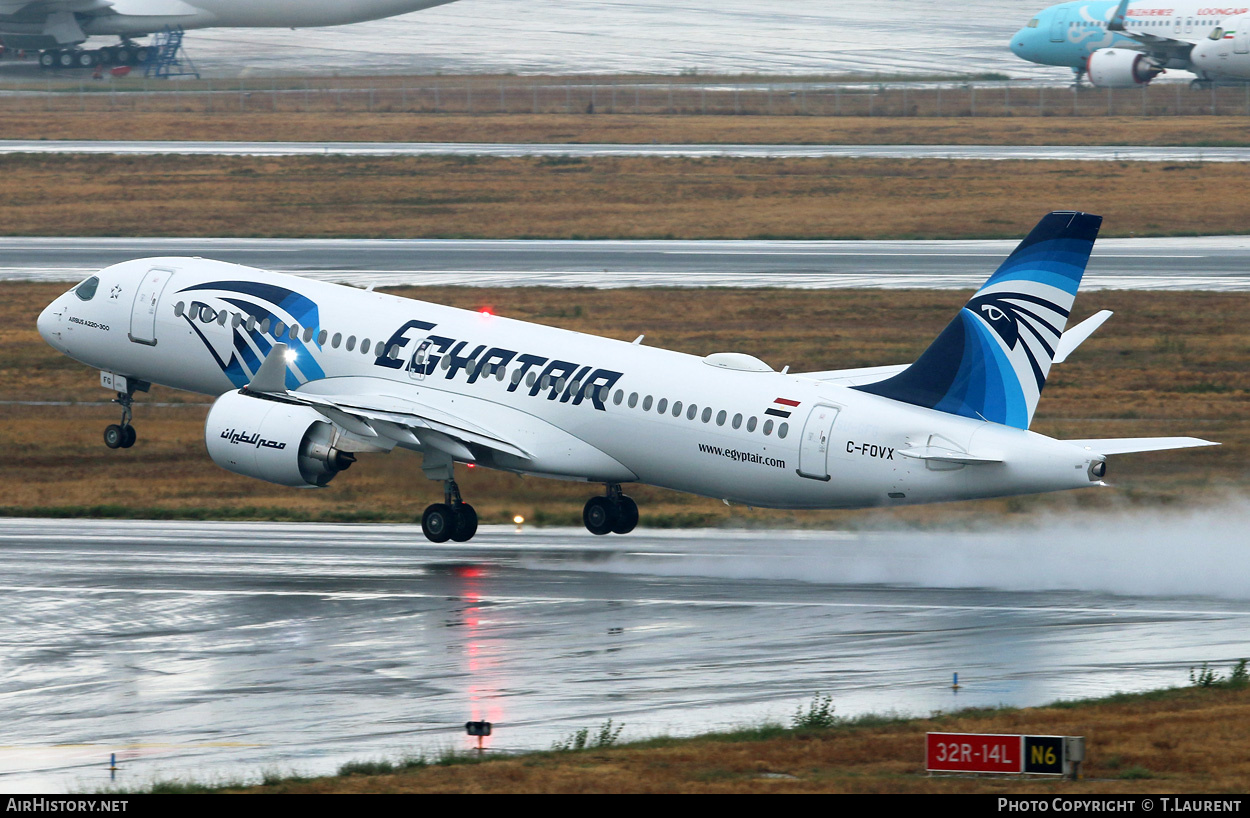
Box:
37, 300, 63, 349
1010, 28, 1031, 58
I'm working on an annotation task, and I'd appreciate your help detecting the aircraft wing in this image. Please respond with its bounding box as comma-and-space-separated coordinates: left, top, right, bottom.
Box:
244, 344, 532, 462
1107, 0, 1199, 63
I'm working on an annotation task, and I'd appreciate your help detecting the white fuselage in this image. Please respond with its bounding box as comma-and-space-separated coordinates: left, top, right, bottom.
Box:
84, 0, 458, 35
37, 258, 1105, 510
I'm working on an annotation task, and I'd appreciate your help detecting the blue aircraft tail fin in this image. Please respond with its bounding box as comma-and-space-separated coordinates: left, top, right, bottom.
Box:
853, 211, 1102, 429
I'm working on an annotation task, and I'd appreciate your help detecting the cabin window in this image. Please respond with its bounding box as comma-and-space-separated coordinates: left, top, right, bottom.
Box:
672, 400, 683, 417
732, 413, 742, 429
628, 392, 639, 408
303, 326, 315, 342
701, 407, 712, 423
497, 367, 507, 383
273, 321, 286, 337
360, 339, 371, 354
642, 395, 653, 411
555, 378, 567, 392
442, 355, 452, 370
218, 310, 229, 327
74, 276, 100, 301
569, 379, 582, 396
388, 345, 401, 360
686, 404, 698, 421
716, 410, 727, 427
747, 416, 758, 432
346, 335, 356, 352
173, 301, 185, 317
763, 419, 774, 436
231, 313, 242, 328
199, 306, 216, 324
613, 389, 624, 405
317, 329, 327, 345
527, 372, 537, 387
778, 422, 789, 439
331, 332, 342, 348
657, 398, 668, 414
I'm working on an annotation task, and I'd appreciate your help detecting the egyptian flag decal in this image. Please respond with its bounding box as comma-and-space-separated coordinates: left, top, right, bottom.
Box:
766, 398, 800, 419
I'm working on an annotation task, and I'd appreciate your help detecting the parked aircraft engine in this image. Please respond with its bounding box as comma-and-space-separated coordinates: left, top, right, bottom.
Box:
1086, 48, 1163, 87
1190, 19, 1250, 79
205, 390, 354, 488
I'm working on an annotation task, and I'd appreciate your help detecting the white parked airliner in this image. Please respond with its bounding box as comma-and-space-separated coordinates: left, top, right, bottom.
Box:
0, 0, 459, 69
37, 212, 1216, 542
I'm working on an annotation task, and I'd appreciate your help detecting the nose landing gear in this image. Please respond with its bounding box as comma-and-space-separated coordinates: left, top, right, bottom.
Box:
583, 484, 639, 536
102, 376, 148, 449
422, 478, 478, 543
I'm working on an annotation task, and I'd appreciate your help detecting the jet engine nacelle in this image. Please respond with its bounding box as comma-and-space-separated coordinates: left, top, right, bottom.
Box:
1087, 48, 1163, 87
1190, 18, 1250, 79
205, 390, 354, 488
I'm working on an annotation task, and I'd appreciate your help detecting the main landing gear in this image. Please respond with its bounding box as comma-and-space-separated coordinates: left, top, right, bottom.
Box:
103, 385, 140, 449
39, 42, 151, 70
583, 484, 638, 536
421, 479, 478, 543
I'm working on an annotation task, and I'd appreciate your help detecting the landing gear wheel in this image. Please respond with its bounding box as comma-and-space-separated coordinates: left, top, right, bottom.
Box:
104, 424, 124, 449
39, 51, 56, 69
611, 496, 638, 535
132, 46, 150, 64
450, 503, 478, 542
76, 50, 97, 68
422, 503, 454, 543
121, 425, 137, 448
583, 496, 619, 536
58, 51, 76, 69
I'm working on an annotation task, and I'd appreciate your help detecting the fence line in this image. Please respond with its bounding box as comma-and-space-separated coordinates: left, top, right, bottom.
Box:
2, 80, 1249, 117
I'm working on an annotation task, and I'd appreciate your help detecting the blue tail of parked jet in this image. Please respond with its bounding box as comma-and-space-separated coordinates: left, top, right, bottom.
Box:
853, 211, 1102, 429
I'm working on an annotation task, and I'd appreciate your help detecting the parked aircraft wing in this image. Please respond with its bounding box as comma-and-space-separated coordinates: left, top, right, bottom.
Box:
1107, 0, 1198, 61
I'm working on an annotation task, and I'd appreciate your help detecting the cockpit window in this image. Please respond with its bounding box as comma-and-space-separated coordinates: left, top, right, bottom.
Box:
74, 276, 100, 301
1027, 18, 1039, 28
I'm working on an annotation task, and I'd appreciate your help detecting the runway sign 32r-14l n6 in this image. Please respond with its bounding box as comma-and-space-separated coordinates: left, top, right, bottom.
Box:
926, 733, 1086, 777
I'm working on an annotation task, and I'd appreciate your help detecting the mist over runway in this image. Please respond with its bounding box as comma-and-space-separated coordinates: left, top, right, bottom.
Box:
3, 236, 1249, 291
0, 514, 1247, 792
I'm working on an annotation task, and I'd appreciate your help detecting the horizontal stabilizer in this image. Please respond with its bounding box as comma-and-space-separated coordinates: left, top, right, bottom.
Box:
1066, 437, 1219, 456
897, 446, 1002, 464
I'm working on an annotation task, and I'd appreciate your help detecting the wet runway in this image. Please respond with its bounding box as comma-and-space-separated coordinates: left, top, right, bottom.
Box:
0, 1, 1052, 80
3, 140, 1247, 163
3, 236, 1249, 291
1, 515, 1247, 792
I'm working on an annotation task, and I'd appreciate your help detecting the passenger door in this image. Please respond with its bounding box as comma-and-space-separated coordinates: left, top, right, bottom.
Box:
128, 267, 174, 346
797, 404, 840, 481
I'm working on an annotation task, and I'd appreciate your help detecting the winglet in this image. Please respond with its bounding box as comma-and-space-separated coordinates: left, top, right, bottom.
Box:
1108, 0, 1130, 31
245, 342, 290, 394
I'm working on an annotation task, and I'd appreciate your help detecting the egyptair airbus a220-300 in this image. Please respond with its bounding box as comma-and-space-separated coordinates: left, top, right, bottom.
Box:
37, 212, 1217, 543
0, 0, 459, 70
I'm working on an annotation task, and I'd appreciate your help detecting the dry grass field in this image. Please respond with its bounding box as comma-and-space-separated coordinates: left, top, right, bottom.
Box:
5, 283, 1245, 528
231, 684, 1250, 793
3, 111, 1250, 146
0, 154, 1246, 240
